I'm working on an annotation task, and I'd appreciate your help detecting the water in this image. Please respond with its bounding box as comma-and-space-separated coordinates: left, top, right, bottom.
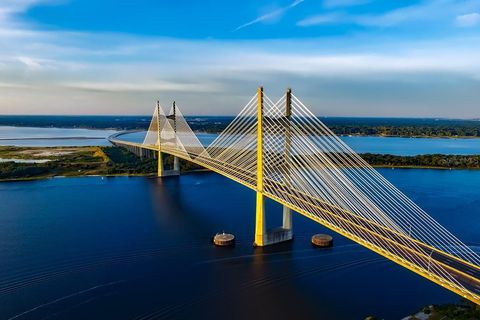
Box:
0, 126, 118, 147
0, 170, 478, 319
120, 131, 480, 155
3, 125, 480, 155
341, 136, 480, 155
0, 158, 50, 163
1, 124, 479, 318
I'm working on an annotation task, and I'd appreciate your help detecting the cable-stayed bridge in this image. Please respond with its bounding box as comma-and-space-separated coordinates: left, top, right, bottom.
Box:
109, 87, 480, 305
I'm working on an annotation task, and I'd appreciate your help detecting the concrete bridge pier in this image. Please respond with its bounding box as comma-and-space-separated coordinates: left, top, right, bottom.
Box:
283, 206, 292, 230
173, 156, 180, 172
157, 151, 180, 177
253, 195, 293, 247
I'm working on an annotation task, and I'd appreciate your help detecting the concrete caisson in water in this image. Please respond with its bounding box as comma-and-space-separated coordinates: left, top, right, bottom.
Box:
311, 234, 333, 248
213, 232, 235, 247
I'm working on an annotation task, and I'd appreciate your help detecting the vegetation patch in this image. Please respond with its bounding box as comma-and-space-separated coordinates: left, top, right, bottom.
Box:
362, 153, 480, 169
0, 146, 157, 181
406, 302, 480, 320
102, 147, 156, 174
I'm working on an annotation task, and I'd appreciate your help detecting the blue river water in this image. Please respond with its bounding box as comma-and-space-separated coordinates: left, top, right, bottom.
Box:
0, 126, 117, 147
0, 169, 479, 319
120, 131, 480, 156
2, 126, 480, 155
1, 126, 480, 319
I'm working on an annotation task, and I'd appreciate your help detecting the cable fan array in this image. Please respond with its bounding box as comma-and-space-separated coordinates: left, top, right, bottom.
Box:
141, 91, 479, 303
261, 94, 480, 300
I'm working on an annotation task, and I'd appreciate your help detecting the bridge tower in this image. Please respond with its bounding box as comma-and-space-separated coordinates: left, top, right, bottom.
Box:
172, 101, 181, 173
156, 101, 164, 177
254, 87, 294, 247
157, 101, 181, 177
282, 88, 293, 231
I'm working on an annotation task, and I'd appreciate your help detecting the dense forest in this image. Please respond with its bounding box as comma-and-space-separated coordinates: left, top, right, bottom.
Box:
361, 153, 480, 169
329, 124, 480, 137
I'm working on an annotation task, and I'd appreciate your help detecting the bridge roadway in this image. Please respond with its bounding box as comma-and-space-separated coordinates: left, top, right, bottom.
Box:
108, 134, 480, 304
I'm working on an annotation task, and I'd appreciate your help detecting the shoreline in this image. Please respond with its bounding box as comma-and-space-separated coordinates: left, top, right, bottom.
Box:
2, 124, 480, 140
337, 133, 480, 140
182, 131, 480, 140
2, 146, 480, 183
0, 165, 476, 183
0, 136, 107, 141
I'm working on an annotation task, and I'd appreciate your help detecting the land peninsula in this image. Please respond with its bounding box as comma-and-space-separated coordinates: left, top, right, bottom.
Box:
2, 146, 480, 182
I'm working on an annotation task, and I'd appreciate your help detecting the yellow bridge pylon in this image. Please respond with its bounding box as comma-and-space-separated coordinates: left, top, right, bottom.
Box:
255, 87, 293, 246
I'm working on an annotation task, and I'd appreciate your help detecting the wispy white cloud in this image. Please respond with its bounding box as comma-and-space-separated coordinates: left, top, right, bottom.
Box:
0, 82, 33, 89
2, 16, 480, 115
16, 56, 44, 70
64, 81, 219, 93
298, 0, 480, 27
456, 12, 480, 27
234, 0, 304, 31
0, 0, 45, 14
0, 0, 56, 21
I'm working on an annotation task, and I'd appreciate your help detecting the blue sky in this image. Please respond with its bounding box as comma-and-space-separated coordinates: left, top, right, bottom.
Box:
0, 0, 480, 117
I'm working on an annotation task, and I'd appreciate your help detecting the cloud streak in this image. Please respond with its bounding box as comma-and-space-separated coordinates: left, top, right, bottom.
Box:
64, 81, 220, 93
234, 0, 304, 31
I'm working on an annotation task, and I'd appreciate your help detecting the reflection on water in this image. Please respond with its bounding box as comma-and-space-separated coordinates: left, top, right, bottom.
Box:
1, 169, 478, 319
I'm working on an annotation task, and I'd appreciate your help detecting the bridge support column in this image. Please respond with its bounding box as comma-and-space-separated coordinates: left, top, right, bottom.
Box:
171, 101, 180, 176
280, 88, 293, 240
157, 152, 180, 178
174, 156, 180, 172
283, 206, 292, 230
254, 192, 266, 246
157, 151, 164, 177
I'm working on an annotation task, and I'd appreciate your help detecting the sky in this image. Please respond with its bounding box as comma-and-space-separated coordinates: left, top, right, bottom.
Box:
0, 0, 480, 117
